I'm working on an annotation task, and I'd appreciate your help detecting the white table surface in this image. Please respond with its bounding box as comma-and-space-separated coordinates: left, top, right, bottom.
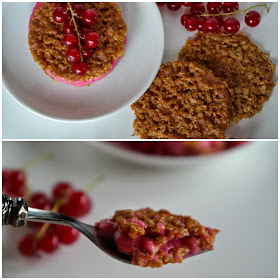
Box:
2, 141, 278, 277
2, 2, 278, 140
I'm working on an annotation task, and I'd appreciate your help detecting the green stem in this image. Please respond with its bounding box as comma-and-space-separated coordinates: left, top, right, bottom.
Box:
200, 4, 269, 17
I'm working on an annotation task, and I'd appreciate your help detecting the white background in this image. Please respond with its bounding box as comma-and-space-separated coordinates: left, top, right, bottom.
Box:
2, 2, 278, 139
2, 141, 278, 277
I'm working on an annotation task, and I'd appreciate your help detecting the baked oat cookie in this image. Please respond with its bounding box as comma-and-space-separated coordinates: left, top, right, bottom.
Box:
28, 2, 127, 87
131, 61, 233, 139
96, 208, 219, 268
178, 32, 275, 123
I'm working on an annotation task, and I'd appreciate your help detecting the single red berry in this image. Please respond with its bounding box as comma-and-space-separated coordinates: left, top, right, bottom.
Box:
204, 17, 220, 33
181, 14, 192, 27
222, 2, 239, 13
245, 11, 261, 27
72, 61, 87, 75
156, 2, 166, 6
4, 170, 26, 196
84, 32, 100, 48
197, 16, 207, 31
63, 21, 75, 34
223, 17, 240, 33
82, 9, 98, 26
191, 3, 205, 16
18, 234, 38, 256
66, 48, 81, 63
29, 192, 51, 210
215, 15, 224, 29
60, 191, 91, 217
72, 3, 85, 17
80, 25, 93, 37
182, 2, 193, 7
52, 181, 74, 200
207, 2, 222, 14
82, 45, 94, 60
184, 17, 198, 32
38, 233, 59, 253
54, 3, 67, 8
167, 2, 181, 11
62, 34, 78, 48
55, 225, 80, 244
8, 170, 25, 187
52, 7, 69, 23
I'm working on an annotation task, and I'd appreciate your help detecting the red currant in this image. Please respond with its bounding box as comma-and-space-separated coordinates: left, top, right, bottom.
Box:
222, 2, 239, 13
82, 45, 94, 60
66, 48, 81, 63
18, 234, 38, 256
80, 25, 93, 37
215, 15, 224, 29
52, 181, 74, 200
60, 191, 91, 218
191, 3, 205, 16
72, 3, 85, 17
29, 192, 51, 210
184, 17, 198, 32
204, 17, 220, 33
167, 2, 181, 11
63, 21, 75, 34
38, 233, 59, 253
156, 2, 166, 6
223, 18, 240, 34
55, 225, 80, 244
3, 169, 26, 197
207, 2, 222, 14
245, 11, 261, 27
181, 14, 192, 27
182, 2, 193, 7
84, 32, 100, 49
54, 3, 67, 8
62, 34, 78, 48
72, 61, 88, 75
52, 7, 69, 23
197, 17, 207, 31
82, 9, 98, 26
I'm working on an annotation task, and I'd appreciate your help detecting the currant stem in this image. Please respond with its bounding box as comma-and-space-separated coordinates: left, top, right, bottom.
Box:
34, 198, 65, 241
67, 2, 84, 62
82, 174, 104, 193
200, 4, 269, 17
22, 153, 53, 173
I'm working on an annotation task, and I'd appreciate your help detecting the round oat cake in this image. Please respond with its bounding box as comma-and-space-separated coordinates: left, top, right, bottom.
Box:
131, 61, 233, 139
28, 2, 127, 87
178, 32, 275, 123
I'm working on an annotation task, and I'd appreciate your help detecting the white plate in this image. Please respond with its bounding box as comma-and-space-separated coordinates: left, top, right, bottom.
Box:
87, 141, 253, 168
2, 2, 278, 138
2, 2, 164, 121
2, 141, 278, 277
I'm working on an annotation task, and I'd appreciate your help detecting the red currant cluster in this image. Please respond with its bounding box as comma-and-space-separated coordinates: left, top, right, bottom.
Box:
157, 2, 266, 34
3, 167, 92, 256
52, 2, 100, 75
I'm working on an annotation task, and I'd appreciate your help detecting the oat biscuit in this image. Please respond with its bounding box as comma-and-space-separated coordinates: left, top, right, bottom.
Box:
28, 2, 127, 85
178, 32, 275, 122
96, 208, 219, 268
131, 61, 233, 139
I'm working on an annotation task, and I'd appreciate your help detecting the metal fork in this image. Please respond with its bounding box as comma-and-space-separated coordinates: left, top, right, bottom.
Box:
2, 194, 132, 264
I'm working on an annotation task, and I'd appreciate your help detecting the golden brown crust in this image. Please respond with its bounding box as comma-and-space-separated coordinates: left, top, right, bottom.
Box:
28, 2, 127, 82
113, 208, 219, 268
131, 61, 232, 139
178, 32, 275, 123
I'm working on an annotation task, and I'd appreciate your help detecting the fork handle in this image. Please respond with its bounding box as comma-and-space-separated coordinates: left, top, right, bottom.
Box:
2, 194, 28, 227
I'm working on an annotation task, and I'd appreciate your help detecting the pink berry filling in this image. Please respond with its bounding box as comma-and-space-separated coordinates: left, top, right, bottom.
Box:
96, 210, 219, 268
